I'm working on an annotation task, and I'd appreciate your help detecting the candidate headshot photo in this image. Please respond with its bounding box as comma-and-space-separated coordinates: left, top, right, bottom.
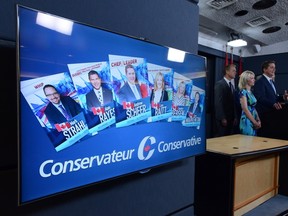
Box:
85, 70, 114, 110
117, 64, 143, 103
186, 91, 202, 120
150, 72, 169, 105
43, 84, 83, 126
173, 81, 187, 106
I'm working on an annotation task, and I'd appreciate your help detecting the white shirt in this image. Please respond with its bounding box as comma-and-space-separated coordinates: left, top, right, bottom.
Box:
93, 87, 103, 104
224, 77, 234, 90
263, 74, 276, 94
128, 83, 141, 99
153, 90, 162, 103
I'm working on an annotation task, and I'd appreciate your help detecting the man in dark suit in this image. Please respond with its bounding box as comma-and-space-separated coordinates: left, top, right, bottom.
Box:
185, 91, 202, 123
43, 84, 83, 126
253, 60, 288, 136
188, 91, 202, 115
214, 64, 238, 137
85, 70, 114, 110
117, 64, 142, 103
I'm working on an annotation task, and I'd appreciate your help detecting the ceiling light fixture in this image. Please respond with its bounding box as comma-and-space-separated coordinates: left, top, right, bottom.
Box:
227, 32, 247, 47
227, 39, 247, 47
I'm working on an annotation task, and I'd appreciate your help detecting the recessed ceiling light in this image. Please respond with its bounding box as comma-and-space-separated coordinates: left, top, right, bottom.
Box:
262, 26, 281, 33
252, 0, 277, 10
234, 10, 248, 17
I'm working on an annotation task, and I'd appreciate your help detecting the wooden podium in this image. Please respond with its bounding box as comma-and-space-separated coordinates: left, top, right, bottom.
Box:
194, 134, 288, 216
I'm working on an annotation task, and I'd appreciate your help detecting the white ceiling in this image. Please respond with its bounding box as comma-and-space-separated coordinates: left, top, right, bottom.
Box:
198, 0, 288, 56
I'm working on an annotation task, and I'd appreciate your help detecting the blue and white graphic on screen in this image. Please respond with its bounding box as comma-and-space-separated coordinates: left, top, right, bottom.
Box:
18, 5, 207, 204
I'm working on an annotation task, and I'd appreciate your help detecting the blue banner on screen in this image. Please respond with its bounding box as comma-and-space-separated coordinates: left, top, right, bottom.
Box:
17, 5, 207, 204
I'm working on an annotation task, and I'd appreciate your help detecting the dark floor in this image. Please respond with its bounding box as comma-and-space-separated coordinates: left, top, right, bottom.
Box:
243, 194, 288, 216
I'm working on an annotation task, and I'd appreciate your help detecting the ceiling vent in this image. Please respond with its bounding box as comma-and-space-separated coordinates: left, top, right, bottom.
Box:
206, 0, 238, 10
246, 16, 271, 27
199, 25, 218, 36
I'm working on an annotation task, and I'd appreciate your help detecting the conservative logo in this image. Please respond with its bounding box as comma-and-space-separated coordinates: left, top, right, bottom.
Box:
137, 135, 202, 161
39, 135, 201, 178
137, 136, 156, 161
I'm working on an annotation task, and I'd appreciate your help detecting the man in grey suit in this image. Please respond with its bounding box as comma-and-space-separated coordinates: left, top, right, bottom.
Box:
214, 64, 238, 137
86, 70, 114, 110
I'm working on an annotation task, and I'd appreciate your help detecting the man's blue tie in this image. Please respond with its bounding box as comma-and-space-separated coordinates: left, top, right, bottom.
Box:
59, 105, 70, 120
269, 79, 276, 94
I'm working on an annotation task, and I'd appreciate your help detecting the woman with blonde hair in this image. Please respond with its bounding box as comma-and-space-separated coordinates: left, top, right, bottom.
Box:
173, 81, 187, 106
238, 70, 261, 136
150, 72, 168, 104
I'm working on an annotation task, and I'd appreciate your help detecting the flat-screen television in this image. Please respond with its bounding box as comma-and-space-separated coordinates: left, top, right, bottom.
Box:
17, 5, 207, 205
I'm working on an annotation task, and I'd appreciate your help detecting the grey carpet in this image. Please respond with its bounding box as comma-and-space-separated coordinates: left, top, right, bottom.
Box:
243, 194, 288, 216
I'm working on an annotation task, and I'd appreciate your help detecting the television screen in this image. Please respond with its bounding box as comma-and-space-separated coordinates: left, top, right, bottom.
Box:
17, 5, 207, 205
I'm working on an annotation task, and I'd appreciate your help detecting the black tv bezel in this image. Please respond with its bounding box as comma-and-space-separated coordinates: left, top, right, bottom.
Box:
16, 4, 206, 206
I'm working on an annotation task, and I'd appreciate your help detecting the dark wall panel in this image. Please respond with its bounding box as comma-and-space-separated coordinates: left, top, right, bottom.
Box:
244, 53, 288, 93
0, 41, 17, 169
0, 0, 199, 215
1, 0, 199, 53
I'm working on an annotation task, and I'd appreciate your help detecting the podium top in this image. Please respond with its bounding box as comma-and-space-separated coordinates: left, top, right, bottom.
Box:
207, 134, 288, 156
